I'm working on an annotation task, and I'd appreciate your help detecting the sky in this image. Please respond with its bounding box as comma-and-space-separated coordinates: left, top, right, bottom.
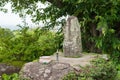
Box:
0, 2, 65, 30
0, 3, 37, 30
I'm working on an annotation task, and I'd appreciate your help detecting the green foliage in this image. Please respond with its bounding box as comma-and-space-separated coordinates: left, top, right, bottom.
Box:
63, 58, 117, 80
116, 64, 120, 80
0, 27, 14, 61
2, 73, 28, 80
2, 73, 19, 80
0, 27, 59, 63
6, 61, 25, 68
63, 72, 78, 80
116, 71, 120, 80
0, 0, 120, 63
89, 58, 117, 80
95, 30, 120, 63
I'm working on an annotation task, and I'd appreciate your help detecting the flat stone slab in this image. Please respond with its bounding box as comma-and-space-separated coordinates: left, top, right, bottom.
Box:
39, 56, 52, 64
50, 53, 98, 71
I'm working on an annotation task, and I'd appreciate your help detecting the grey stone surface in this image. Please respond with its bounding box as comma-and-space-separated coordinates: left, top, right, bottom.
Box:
19, 61, 74, 80
19, 54, 103, 80
0, 63, 20, 76
63, 16, 82, 57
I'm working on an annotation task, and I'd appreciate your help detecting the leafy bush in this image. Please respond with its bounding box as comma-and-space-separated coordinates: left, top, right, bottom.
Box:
2, 73, 19, 80
63, 58, 117, 80
0, 27, 60, 62
115, 64, 120, 80
95, 29, 120, 63
2, 73, 28, 80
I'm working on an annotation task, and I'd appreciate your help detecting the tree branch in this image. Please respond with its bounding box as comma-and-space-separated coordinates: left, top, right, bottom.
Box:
46, 0, 65, 8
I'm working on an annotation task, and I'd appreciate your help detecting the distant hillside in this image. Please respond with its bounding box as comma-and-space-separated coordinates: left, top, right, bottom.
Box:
0, 25, 20, 30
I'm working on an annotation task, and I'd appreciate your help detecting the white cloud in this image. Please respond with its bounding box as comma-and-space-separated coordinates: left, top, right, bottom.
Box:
0, 3, 22, 29
0, 2, 55, 30
0, 3, 39, 30
0, 12, 22, 25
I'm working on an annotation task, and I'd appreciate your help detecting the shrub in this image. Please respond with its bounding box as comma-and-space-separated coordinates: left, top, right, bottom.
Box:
0, 27, 60, 62
63, 58, 117, 80
2, 73, 19, 80
2, 73, 29, 80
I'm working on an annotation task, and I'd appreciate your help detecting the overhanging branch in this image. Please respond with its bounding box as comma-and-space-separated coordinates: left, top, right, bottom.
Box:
46, 0, 66, 8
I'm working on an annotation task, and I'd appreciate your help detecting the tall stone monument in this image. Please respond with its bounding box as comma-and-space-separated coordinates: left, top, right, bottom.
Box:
63, 16, 82, 57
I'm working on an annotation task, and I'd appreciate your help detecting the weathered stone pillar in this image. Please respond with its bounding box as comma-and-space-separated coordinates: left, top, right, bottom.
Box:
63, 16, 82, 57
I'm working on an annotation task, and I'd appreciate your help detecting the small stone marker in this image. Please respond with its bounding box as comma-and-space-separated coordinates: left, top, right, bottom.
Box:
56, 50, 59, 61
39, 56, 52, 64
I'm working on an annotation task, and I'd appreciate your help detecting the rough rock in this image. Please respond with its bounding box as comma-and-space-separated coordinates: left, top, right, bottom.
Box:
63, 16, 82, 57
0, 63, 20, 76
19, 61, 74, 80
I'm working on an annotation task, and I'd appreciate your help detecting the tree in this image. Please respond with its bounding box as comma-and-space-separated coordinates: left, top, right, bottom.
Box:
0, 27, 14, 61
0, 27, 59, 62
0, 0, 120, 63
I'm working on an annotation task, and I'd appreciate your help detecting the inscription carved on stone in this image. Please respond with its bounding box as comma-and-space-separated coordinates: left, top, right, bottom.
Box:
63, 16, 82, 57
